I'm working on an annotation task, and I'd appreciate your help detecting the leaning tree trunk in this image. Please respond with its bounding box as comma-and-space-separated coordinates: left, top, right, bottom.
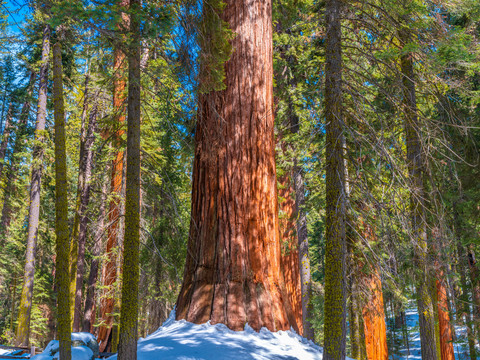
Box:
53, 40, 72, 360
15, 25, 50, 347
98, 0, 129, 350
117, 0, 141, 356
176, 0, 291, 332
400, 29, 438, 360
323, 0, 347, 358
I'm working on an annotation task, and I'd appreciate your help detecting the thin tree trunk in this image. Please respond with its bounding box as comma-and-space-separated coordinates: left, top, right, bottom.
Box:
0, 72, 35, 241
97, 3, 129, 350
71, 78, 98, 332
467, 245, 480, 340
278, 170, 302, 334
83, 174, 108, 333
15, 25, 50, 347
176, 0, 291, 332
324, 0, 347, 358
0, 102, 14, 178
453, 200, 476, 360
118, 0, 140, 356
399, 27, 437, 360
53, 40, 72, 360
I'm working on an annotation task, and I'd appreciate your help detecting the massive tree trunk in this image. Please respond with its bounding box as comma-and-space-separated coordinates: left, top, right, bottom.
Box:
15, 25, 50, 347
70, 75, 98, 332
400, 29, 438, 360
118, 0, 141, 356
98, 1, 129, 350
176, 0, 291, 332
53, 40, 72, 360
323, 0, 347, 358
83, 174, 108, 333
278, 171, 302, 334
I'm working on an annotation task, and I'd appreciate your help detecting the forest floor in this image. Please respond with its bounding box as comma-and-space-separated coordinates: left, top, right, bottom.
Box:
389, 306, 479, 360
105, 310, 339, 360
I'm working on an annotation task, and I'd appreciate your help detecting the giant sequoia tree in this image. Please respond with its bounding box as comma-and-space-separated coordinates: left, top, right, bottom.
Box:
175, 0, 292, 331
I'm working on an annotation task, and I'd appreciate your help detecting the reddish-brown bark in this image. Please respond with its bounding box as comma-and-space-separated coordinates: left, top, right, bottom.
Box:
98, 4, 128, 349
176, 0, 291, 332
278, 172, 302, 334
362, 268, 388, 360
436, 269, 455, 360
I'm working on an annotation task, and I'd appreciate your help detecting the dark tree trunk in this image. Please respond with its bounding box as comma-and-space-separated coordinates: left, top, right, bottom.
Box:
71, 77, 98, 332
83, 174, 108, 333
176, 0, 291, 332
118, 0, 141, 356
399, 28, 437, 360
0, 72, 35, 241
323, 0, 347, 358
0, 101, 14, 178
53, 40, 72, 360
15, 25, 50, 347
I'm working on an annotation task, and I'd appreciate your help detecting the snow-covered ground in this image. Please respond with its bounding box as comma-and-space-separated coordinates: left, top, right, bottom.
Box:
107, 310, 339, 360
390, 307, 479, 360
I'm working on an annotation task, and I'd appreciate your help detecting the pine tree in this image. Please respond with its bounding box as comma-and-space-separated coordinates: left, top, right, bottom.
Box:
323, 0, 347, 358
53, 39, 71, 360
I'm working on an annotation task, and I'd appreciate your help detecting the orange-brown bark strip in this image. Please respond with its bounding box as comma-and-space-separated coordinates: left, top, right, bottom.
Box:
176, 0, 291, 332
362, 268, 388, 360
436, 270, 455, 360
97, 1, 129, 351
278, 172, 302, 334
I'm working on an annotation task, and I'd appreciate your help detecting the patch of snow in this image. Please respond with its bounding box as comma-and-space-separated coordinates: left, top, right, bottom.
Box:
71, 333, 96, 345
32, 345, 93, 360
108, 309, 347, 360
0, 348, 13, 355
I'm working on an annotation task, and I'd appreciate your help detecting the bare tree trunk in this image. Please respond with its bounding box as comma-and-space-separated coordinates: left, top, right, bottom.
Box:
436, 268, 455, 360
53, 40, 72, 360
15, 25, 50, 347
98, 1, 129, 350
399, 26, 437, 360
83, 174, 109, 333
0, 72, 35, 242
71, 75, 98, 331
0, 102, 14, 178
278, 171, 302, 334
323, 0, 347, 358
176, 0, 291, 332
118, 0, 141, 355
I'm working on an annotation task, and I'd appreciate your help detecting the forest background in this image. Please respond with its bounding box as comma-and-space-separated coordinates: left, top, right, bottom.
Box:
0, 0, 479, 359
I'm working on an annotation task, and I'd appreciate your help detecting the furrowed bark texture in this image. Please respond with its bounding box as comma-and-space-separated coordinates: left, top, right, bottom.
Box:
400, 33, 437, 360
362, 268, 388, 360
118, 0, 141, 356
15, 25, 50, 347
71, 100, 98, 332
278, 172, 302, 334
324, 0, 347, 358
83, 175, 108, 333
53, 41, 72, 360
98, 1, 129, 349
176, 0, 291, 332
